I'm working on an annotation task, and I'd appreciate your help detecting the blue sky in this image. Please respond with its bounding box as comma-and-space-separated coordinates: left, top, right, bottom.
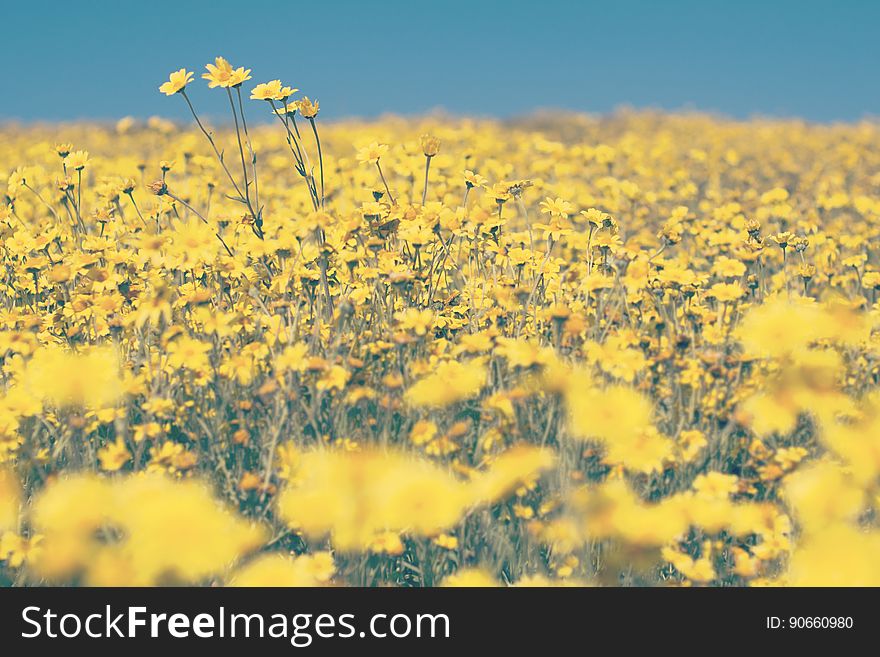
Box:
2, 0, 878, 122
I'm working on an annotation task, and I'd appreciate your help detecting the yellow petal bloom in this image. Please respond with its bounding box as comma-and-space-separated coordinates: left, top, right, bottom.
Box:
159, 68, 194, 95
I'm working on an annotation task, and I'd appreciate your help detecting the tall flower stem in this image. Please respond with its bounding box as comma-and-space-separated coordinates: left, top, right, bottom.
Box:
308, 117, 325, 208
179, 90, 245, 200
268, 100, 320, 210
376, 161, 395, 204
422, 156, 432, 206
226, 88, 262, 238
235, 87, 260, 211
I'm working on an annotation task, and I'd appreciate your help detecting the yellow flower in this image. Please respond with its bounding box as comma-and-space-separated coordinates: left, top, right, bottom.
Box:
463, 170, 487, 189
28, 474, 114, 579
165, 335, 212, 373
469, 445, 556, 504
584, 335, 647, 382
739, 392, 799, 438
410, 419, 439, 446
227, 66, 253, 88
862, 271, 880, 289
276, 447, 472, 551
706, 281, 745, 303
229, 552, 335, 586
496, 338, 556, 369
567, 385, 653, 444
356, 142, 389, 164
692, 472, 739, 499
97, 437, 131, 472
662, 546, 716, 583
395, 308, 435, 336
712, 255, 747, 278
539, 196, 575, 217
202, 56, 233, 87
298, 97, 320, 118
30, 474, 265, 585
731, 547, 760, 578
159, 68, 194, 96
134, 290, 173, 329
433, 533, 459, 550
441, 568, 500, 587
316, 365, 350, 392
368, 531, 405, 555
64, 150, 90, 171
788, 525, 880, 586
0, 531, 43, 568
603, 426, 673, 474
21, 345, 123, 410
250, 80, 297, 101
785, 461, 864, 533
678, 429, 708, 462
771, 231, 793, 249
202, 56, 251, 88
580, 208, 611, 228
405, 360, 487, 407
419, 133, 441, 157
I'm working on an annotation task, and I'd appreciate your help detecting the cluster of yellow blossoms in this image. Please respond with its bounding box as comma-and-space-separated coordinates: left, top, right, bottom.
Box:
1, 57, 879, 586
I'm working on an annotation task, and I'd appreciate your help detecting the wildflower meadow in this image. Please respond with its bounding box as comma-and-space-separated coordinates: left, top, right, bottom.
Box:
1, 56, 879, 588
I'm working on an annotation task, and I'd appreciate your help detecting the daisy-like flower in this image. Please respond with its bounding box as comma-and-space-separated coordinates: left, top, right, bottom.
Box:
251, 80, 298, 101
356, 142, 389, 164
64, 150, 90, 171
202, 57, 251, 88
227, 66, 253, 88
463, 170, 488, 189
539, 196, 575, 217
159, 68, 194, 96
298, 96, 320, 118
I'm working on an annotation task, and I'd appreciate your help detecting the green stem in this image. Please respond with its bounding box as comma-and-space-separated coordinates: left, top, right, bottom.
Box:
422, 156, 431, 206
308, 117, 325, 208
180, 90, 246, 200
377, 161, 395, 204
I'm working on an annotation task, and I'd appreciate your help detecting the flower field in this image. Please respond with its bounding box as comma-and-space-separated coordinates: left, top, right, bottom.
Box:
1, 58, 879, 587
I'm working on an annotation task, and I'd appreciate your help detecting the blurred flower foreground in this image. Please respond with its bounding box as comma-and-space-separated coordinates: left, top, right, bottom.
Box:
1, 58, 880, 587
